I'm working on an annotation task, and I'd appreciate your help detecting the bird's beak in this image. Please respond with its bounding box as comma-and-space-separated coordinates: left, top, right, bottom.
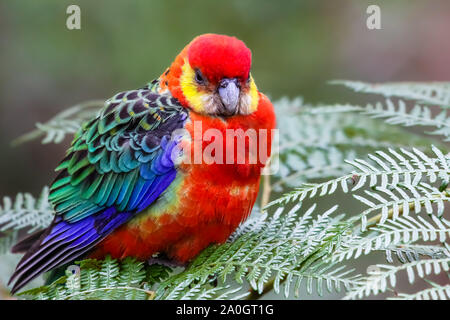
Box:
218, 78, 240, 115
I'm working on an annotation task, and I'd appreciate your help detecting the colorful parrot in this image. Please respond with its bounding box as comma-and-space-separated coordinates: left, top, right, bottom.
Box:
9, 33, 276, 293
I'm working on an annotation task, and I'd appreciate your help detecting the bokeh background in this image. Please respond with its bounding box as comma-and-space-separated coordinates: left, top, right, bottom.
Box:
0, 0, 449, 299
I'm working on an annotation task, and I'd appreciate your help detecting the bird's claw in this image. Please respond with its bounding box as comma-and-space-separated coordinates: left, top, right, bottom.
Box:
147, 253, 186, 268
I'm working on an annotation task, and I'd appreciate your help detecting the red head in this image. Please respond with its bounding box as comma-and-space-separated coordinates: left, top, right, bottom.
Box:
188, 34, 252, 84
160, 34, 260, 116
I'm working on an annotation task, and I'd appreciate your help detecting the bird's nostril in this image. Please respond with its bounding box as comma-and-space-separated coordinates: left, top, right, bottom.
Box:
219, 78, 239, 89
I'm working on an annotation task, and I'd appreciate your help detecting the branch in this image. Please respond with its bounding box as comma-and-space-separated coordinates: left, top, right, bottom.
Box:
260, 158, 272, 209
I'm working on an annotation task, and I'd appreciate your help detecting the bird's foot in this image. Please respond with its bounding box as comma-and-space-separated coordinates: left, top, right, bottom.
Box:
147, 253, 187, 268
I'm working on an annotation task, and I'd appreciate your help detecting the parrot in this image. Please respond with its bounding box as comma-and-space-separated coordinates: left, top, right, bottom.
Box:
9, 33, 276, 293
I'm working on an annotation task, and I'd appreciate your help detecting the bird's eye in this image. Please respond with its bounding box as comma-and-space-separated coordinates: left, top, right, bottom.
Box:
194, 69, 205, 84
246, 72, 251, 84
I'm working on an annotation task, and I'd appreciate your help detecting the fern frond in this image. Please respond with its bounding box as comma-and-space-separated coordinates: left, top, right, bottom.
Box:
362, 100, 450, 140
331, 80, 450, 107
274, 158, 353, 191
176, 284, 245, 300
384, 244, 450, 264
0, 187, 53, 254
20, 256, 171, 300
12, 100, 104, 145
392, 282, 450, 300
0, 187, 53, 232
333, 215, 450, 262
0, 232, 18, 256
153, 204, 362, 299
268, 146, 450, 207
343, 257, 450, 300
352, 182, 449, 230
272, 98, 441, 190
21, 204, 362, 300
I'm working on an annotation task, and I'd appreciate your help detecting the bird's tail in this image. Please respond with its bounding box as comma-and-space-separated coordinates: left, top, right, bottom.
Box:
11, 229, 47, 254
8, 216, 104, 294
8, 207, 132, 294
14, 232, 75, 286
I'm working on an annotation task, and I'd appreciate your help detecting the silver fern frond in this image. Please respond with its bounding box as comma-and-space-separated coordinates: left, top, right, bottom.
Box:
268, 146, 450, 207
12, 100, 104, 145
0, 187, 54, 254
333, 215, 450, 262
331, 80, 450, 107
344, 257, 450, 300
362, 100, 450, 140
392, 282, 450, 300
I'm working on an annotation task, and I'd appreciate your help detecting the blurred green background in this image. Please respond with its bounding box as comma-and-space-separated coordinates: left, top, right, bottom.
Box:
0, 0, 449, 299
1, 0, 449, 196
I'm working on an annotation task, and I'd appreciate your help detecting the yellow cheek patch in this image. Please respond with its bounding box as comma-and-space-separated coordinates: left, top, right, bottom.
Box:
248, 75, 259, 113
180, 60, 207, 113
